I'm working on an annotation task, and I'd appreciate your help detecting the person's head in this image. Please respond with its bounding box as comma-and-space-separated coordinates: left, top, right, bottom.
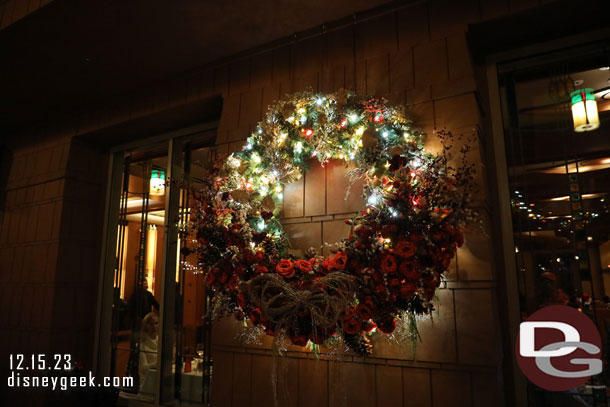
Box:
141, 312, 158, 338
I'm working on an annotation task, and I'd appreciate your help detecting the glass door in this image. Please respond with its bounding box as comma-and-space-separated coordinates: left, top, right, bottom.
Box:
110, 143, 168, 401
165, 134, 215, 404
497, 42, 610, 403
97, 127, 217, 405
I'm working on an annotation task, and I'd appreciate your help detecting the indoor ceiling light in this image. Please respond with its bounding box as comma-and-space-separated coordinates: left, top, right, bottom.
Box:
571, 88, 600, 132
545, 193, 605, 202
125, 198, 162, 208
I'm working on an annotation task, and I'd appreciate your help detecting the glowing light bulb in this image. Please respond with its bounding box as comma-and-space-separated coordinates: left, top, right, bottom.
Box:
294, 141, 303, 153
229, 156, 241, 168
277, 193, 283, 200
252, 153, 261, 163
275, 185, 282, 193
349, 114, 359, 123
316, 97, 324, 106
367, 195, 378, 205
382, 131, 389, 138
355, 127, 365, 136
244, 143, 252, 150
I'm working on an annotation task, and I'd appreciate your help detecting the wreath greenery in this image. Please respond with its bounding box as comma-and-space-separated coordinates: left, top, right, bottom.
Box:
190, 90, 475, 355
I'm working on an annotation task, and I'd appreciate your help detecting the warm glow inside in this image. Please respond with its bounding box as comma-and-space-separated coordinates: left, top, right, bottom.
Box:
146, 225, 157, 294
115, 227, 128, 299
176, 236, 181, 283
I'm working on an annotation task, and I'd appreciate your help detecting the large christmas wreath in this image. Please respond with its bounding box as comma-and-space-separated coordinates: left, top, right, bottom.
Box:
190, 90, 474, 355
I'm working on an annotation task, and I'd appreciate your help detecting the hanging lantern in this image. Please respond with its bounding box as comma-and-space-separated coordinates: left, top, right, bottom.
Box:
150, 170, 166, 195
571, 88, 600, 132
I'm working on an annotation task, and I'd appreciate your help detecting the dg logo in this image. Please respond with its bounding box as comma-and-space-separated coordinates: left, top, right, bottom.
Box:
516, 305, 603, 391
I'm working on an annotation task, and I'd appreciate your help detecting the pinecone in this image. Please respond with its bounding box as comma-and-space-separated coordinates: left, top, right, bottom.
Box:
343, 332, 372, 357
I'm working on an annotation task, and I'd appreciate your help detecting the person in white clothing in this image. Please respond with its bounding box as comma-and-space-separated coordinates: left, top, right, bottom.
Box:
138, 312, 158, 391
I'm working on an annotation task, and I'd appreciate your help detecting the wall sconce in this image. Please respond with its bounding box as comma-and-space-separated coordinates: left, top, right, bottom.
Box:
150, 169, 166, 195
571, 88, 600, 132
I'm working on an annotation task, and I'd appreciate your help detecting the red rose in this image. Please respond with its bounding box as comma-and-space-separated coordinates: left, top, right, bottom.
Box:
355, 304, 372, 320
276, 259, 295, 278
333, 252, 348, 270
322, 257, 336, 272
308, 257, 320, 267
290, 335, 308, 347
399, 283, 417, 299
204, 272, 216, 286
399, 261, 420, 280
254, 265, 269, 274
394, 240, 416, 258
343, 318, 362, 335
295, 259, 312, 273
245, 251, 256, 264
380, 254, 397, 274
376, 317, 396, 334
